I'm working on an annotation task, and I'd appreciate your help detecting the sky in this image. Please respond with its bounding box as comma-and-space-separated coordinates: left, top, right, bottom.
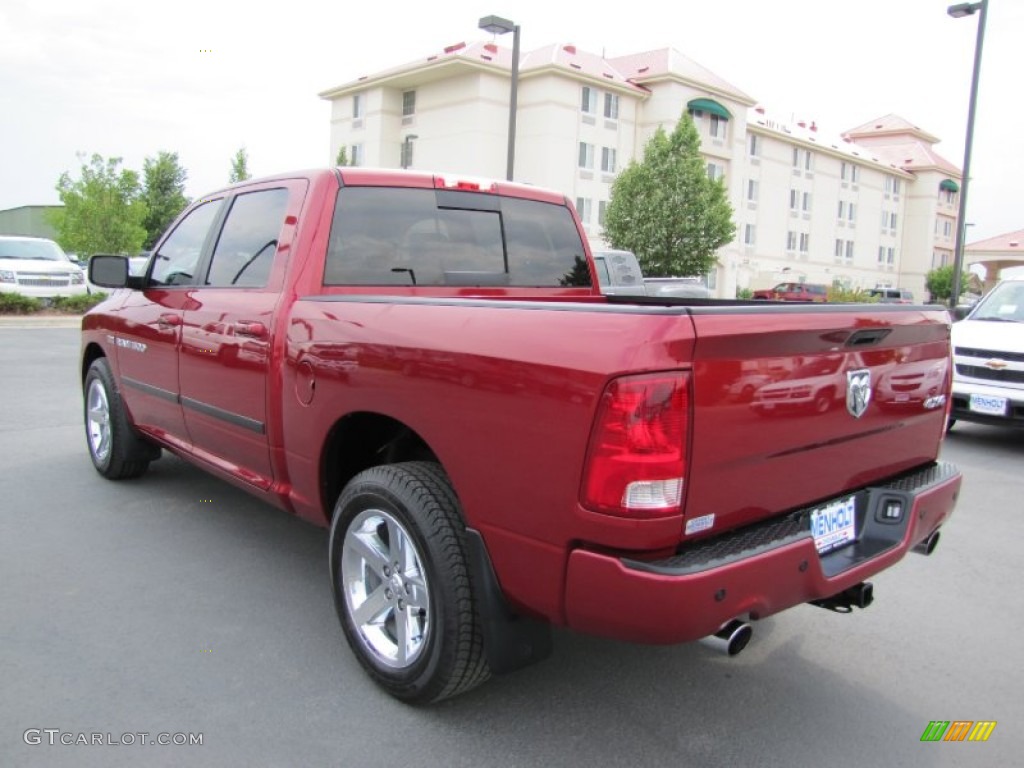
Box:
1, 0, 1021, 244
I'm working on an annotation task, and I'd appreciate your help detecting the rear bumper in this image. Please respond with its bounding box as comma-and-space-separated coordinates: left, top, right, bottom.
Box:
564, 462, 960, 644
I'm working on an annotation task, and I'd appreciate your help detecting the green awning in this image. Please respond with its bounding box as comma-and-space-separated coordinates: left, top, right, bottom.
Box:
687, 98, 730, 120
940, 178, 960, 192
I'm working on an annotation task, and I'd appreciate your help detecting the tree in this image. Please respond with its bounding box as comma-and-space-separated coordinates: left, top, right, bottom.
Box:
603, 112, 735, 277
336, 146, 349, 166
926, 264, 972, 303
141, 151, 190, 249
229, 147, 250, 183
48, 153, 148, 257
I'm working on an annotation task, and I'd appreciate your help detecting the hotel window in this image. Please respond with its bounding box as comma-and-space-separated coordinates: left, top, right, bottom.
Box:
575, 197, 592, 224
707, 163, 724, 182
353, 94, 364, 119
581, 86, 597, 114
802, 192, 812, 212
709, 115, 727, 139
799, 233, 810, 254
350, 144, 364, 167
601, 147, 617, 174
889, 212, 898, 230
845, 241, 855, 262
748, 134, 760, 157
792, 147, 801, 168
835, 239, 844, 259
747, 179, 759, 202
847, 203, 856, 224
841, 162, 859, 183
838, 201, 846, 219
578, 142, 594, 170
598, 200, 608, 226
402, 90, 416, 117
744, 224, 756, 245
790, 189, 799, 211
887, 247, 895, 265
804, 150, 813, 171
787, 231, 798, 250
878, 246, 886, 264
604, 93, 619, 119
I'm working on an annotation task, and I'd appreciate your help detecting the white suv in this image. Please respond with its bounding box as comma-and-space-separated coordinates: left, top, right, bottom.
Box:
0, 236, 88, 299
949, 276, 1024, 429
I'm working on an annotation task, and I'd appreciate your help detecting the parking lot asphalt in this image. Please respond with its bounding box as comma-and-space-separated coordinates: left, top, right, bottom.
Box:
1, 328, 1022, 767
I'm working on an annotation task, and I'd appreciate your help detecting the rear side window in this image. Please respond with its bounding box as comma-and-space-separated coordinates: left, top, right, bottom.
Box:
205, 188, 289, 287
324, 187, 590, 287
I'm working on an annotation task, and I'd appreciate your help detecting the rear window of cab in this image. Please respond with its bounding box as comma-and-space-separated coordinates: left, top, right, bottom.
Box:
323, 187, 591, 288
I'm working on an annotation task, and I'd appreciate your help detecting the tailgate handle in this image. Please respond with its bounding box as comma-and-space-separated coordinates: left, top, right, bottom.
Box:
846, 329, 891, 347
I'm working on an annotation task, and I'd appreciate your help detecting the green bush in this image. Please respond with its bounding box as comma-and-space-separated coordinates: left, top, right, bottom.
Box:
52, 292, 108, 313
0, 292, 44, 314
828, 285, 878, 303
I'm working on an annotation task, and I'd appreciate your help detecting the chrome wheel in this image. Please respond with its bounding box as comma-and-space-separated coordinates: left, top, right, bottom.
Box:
341, 508, 431, 669
86, 378, 112, 463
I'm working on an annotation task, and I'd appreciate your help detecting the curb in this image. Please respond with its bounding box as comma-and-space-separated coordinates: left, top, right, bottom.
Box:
0, 315, 83, 329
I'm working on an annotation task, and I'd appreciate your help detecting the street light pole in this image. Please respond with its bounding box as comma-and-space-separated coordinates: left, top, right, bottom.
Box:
947, 0, 988, 308
478, 15, 520, 181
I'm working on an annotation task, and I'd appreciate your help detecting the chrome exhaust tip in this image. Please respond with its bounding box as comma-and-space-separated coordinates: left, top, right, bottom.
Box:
913, 530, 941, 556
701, 619, 753, 656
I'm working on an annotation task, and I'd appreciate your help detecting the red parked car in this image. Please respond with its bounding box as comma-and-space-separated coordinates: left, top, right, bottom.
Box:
752, 282, 829, 302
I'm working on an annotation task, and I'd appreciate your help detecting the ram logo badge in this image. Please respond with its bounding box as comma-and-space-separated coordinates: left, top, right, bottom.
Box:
846, 369, 871, 418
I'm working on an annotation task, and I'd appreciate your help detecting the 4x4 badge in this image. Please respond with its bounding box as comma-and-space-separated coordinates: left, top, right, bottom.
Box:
846, 369, 871, 418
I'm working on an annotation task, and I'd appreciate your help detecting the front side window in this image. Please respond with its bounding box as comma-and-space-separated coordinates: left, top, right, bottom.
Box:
151, 200, 223, 286
204, 188, 289, 288
324, 188, 590, 288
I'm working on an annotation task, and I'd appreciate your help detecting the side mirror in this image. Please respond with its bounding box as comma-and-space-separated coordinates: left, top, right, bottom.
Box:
88, 255, 130, 288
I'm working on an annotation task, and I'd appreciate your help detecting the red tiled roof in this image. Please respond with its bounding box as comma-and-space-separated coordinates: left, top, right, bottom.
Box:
844, 113, 940, 144
967, 229, 1024, 252
608, 49, 754, 103
863, 141, 961, 175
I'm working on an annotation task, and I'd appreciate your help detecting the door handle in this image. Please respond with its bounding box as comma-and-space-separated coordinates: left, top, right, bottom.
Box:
157, 313, 182, 329
233, 321, 268, 339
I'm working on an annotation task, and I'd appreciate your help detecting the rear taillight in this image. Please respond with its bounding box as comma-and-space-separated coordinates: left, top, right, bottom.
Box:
581, 372, 689, 518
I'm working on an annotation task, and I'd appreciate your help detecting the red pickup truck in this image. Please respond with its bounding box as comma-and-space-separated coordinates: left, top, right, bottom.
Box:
82, 168, 960, 703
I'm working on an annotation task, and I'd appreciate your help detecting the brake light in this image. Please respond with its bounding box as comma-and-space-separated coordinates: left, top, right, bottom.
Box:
433, 174, 497, 192
581, 372, 689, 518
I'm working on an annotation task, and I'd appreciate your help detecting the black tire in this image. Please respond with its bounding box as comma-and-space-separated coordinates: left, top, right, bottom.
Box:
83, 358, 158, 479
946, 417, 956, 433
329, 462, 490, 703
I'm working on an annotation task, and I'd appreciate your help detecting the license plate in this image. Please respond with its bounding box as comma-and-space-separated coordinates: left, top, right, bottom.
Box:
810, 495, 857, 555
969, 394, 1007, 416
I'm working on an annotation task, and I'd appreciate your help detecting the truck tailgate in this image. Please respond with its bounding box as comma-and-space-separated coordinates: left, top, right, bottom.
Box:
684, 305, 951, 539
